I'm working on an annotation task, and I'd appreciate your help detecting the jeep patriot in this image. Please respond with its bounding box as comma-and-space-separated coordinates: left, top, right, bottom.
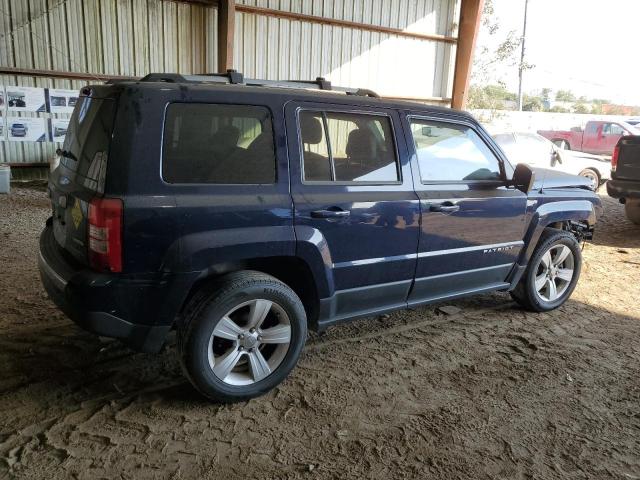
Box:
39, 72, 602, 402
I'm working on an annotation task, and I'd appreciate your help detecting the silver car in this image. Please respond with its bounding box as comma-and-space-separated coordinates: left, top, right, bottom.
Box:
494, 132, 610, 190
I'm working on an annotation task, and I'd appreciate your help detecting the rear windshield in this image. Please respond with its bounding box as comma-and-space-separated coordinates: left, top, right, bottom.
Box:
162, 103, 276, 184
61, 96, 116, 192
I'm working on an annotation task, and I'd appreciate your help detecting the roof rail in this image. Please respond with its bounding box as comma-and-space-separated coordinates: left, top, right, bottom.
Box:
137, 70, 379, 98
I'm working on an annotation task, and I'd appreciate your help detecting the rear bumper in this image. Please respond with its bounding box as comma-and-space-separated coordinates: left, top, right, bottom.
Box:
607, 178, 640, 200
38, 222, 195, 353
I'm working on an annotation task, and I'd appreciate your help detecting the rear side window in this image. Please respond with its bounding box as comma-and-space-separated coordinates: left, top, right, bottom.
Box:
409, 119, 502, 182
62, 96, 116, 193
162, 103, 276, 184
299, 110, 399, 183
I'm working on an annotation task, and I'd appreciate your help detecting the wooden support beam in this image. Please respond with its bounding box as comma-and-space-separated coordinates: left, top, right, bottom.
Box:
235, 4, 458, 44
217, 0, 235, 72
451, 0, 484, 110
0, 66, 134, 82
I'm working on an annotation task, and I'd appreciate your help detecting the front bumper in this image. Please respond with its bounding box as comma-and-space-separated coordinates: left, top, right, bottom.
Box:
607, 178, 640, 200
38, 222, 194, 353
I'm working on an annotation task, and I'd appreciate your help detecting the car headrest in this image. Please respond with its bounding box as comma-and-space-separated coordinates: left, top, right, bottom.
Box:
346, 129, 376, 159
300, 114, 323, 144
212, 125, 240, 150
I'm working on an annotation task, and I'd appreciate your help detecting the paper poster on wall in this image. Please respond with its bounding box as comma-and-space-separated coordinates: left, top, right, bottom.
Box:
47, 88, 79, 114
50, 118, 70, 142
0, 87, 5, 112
6, 117, 47, 142
6, 86, 46, 113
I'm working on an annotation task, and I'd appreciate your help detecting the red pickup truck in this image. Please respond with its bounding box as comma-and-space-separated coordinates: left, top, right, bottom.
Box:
538, 120, 639, 156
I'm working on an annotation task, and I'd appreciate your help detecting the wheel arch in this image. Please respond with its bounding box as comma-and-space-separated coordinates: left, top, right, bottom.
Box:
519, 199, 597, 266
178, 256, 323, 330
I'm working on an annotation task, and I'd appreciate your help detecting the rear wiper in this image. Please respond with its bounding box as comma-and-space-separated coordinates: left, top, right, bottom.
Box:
56, 148, 77, 161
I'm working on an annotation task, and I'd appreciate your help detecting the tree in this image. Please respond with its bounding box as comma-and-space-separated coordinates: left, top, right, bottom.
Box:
555, 90, 576, 102
468, 83, 517, 110
540, 88, 552, 102
471, 0, 523, 88
573, 103, 589, 114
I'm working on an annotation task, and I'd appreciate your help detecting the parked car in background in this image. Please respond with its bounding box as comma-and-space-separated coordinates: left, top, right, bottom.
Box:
8, 96, 26, 108
538, 120, 639, 155
10, 123, 28, 137
494, 132, 610, 190
607, 136, 640, 224
626, 118, 640, 128
50, 96, 66, 107
53, 125, 67, 137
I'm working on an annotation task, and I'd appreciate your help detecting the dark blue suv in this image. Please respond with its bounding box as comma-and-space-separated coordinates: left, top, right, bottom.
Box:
39, 73, 602, 402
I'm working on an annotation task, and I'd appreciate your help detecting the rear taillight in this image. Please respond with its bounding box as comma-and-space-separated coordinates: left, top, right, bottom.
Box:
611, 145, 619, 172
88, 198, 123, 272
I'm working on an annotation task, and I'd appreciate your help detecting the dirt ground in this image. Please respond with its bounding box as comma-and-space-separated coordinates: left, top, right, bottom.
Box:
0, 185, 639, 480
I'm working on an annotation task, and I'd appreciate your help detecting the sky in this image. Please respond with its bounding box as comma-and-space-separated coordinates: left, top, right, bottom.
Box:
474, 0, 640, 105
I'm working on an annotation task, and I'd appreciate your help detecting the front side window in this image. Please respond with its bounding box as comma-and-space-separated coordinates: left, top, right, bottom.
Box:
299, 110, 399, 183
162, 103, 276, 184
410, 119, 502, 182
609, 124, 624, 135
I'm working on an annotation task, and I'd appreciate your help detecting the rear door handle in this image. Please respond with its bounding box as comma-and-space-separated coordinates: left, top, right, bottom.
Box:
311, 208, 351, 219
429, 202, 460, 213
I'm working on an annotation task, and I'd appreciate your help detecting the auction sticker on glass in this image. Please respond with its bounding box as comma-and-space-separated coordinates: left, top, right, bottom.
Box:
47, 88, 79, 114
6, 117, 47, 142
6, 86, 46, 112
50, 118, 70, 142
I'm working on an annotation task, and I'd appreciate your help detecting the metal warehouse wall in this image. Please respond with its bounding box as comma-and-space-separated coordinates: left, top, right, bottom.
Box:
0, 0, 218, 176
0, 0, 460, 173
234, 0, 459, 101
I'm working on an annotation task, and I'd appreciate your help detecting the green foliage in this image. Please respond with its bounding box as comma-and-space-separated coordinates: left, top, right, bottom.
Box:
549, 105, 570, 113
471, 0, 523, 86
467, 84, 517, 110
555, 90, 576, 102
523, 96, 543, 112
540, 88, 552, 102
573, 103, 589, 114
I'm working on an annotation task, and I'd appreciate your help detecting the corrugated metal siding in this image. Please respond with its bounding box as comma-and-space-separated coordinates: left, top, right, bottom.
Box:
0, 0, 218, 171
235, 0, 459, 101
1, 0, 461, 174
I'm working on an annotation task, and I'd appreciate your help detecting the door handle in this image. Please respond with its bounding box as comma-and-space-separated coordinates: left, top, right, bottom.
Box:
311, 208, 351, 219
429, 202, 460, 213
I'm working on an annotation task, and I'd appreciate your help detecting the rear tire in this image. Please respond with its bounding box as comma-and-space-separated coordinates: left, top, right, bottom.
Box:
511, 229, 582, 312
554, 139, 571, 150
177, 271, 307, 403
625, 199, 640, 225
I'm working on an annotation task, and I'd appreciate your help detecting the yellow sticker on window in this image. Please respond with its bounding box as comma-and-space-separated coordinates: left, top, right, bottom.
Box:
71, 200, 82, 229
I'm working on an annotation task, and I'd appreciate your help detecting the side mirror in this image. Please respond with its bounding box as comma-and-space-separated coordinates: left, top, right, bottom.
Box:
512, 163, 535, 193
551, 148, 562, 166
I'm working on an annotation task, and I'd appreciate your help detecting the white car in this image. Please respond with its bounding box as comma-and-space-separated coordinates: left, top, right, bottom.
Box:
494, 132, 610, 190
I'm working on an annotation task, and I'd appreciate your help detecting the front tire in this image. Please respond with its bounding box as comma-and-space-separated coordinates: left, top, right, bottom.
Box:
178, 271, 307, 403
625, 199, 640, 225
579, 168, 600, 191
511, 229, 582, 312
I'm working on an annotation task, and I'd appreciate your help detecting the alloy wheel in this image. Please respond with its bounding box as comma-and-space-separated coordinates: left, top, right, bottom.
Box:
534, 244, 575, 302
207, 299, 292, 386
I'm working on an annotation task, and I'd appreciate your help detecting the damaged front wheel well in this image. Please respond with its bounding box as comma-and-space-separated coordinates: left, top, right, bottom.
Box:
557, 220, 594, 242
